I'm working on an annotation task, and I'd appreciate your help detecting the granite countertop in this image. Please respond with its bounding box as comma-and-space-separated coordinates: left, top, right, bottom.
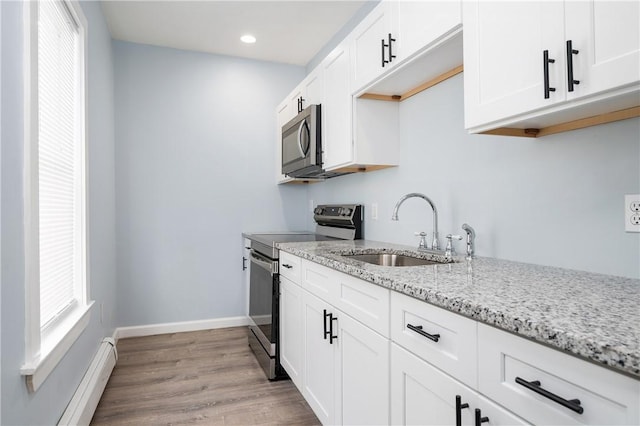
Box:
277, 239, 640, 379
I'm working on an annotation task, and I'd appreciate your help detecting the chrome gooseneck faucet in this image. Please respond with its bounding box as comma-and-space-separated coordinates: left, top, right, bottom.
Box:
391, 193, 439, 250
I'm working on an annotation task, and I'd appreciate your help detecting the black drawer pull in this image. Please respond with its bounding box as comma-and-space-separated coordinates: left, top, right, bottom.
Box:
329, 314, 338, 344
381, 38, 389, 67
387, 33, 396, 63
515, 377, 584, 414
475, 408, 489, 426
281, 264, 293, 269
455, 395, 469, 426
323, 309, 330, 340
406, 323, 440, 342
566, 40, 580, 92
543, 49, 556, 99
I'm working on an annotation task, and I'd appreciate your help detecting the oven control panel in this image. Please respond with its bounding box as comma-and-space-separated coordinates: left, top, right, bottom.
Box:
314, 205, 354, 217
313, 204, 363, 239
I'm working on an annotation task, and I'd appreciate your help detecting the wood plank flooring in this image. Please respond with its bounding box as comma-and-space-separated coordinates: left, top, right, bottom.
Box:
91, 327, 320, 425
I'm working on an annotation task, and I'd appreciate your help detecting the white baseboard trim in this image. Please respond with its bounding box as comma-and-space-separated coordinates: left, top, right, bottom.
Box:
114, 316, 249, 341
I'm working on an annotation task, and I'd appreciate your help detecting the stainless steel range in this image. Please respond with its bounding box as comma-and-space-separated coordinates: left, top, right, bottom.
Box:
245, 204, 363, 380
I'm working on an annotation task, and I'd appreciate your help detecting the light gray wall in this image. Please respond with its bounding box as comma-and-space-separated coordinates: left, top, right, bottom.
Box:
114, 41, 307, 327
1, 2, 117, 424
307, 74, 640, 279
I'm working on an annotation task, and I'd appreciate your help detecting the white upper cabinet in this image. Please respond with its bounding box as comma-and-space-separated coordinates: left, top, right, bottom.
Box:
464, 0, 640, 133
288, 66, 324, 120
564, 1, 640, 100
396, 0, 461, 61
322, 42, 353, 171
351, 0, 463, 95
463, 1, 565, 129
351, 1, 397, 94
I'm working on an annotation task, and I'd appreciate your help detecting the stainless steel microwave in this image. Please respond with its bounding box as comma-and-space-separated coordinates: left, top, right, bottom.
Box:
282, 104, 322, 178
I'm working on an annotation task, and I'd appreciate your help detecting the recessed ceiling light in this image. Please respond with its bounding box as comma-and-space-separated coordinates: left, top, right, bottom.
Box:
241, 34, 256, 44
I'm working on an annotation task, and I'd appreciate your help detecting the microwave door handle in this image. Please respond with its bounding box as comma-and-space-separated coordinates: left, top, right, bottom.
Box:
297, 120, 308, 157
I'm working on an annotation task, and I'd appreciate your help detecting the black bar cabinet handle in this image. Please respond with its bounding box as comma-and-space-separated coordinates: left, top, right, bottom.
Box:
515, 377, 584, 414
407, 323, 440, 342
281, 264, 293, 269
543, 50, 556, 99
323, 309, 330, 340
455, 395, 469, 426
566, 40, 580, 92
381, 39, 389, 67
329, 314, 338, 344
388, 33, 396, 62
474, 408, 489, 426
242, 256, 247, 271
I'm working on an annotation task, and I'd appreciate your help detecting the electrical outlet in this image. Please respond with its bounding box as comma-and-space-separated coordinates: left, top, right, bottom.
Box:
371, 203, 378, 221
309, 199, 314, 213
625, 194, 640, 232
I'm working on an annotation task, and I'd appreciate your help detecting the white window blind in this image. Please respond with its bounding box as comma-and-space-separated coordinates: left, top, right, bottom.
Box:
38, 0, 82, 329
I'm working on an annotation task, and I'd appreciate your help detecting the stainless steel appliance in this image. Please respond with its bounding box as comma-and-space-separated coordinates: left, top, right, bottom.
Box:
281, 104, 322, 178
245, 204, 363, 380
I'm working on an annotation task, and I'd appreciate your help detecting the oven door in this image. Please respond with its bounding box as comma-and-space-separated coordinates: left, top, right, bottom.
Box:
248, 250, 278, 356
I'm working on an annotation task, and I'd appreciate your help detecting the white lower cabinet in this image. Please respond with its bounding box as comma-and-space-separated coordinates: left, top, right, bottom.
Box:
281, 261, 390, 425
279, 253, 639, 425
301, 290, 390, 425
391, 343, 528, 426
478, 323, 640, 425
339, 311, 389, 425
279, 277, 304, 389
302, 290, 339, 425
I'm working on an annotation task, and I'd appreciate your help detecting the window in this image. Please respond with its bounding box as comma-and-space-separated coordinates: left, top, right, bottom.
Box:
21, 0, 92, 393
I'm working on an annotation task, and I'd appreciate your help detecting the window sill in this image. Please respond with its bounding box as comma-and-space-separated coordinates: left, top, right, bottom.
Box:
21, 301, 94, 392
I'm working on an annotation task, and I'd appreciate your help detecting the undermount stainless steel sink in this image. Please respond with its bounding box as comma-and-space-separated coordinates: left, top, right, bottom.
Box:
345, 253, 444, 267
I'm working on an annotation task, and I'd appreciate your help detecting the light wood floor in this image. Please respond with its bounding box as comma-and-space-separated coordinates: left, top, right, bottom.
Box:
91, 327, 320, 425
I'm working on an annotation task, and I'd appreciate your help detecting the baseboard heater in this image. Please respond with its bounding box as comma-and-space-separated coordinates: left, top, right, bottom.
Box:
58, 337, 118, 426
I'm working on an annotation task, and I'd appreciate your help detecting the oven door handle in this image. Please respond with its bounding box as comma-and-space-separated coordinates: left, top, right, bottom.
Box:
250, 251, 276, 274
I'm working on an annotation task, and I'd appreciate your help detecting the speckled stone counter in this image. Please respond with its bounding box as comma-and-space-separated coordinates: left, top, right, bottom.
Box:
277, 239, 640, 379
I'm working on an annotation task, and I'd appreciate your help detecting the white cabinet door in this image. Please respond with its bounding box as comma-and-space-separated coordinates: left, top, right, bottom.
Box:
302, 291, 339, 425
391, 343, 475, 425
303, 67, 323, 107
338, 312, 389, 425
289, 85, 304, 116
322, 42, 353, 170
396, 0, 461, 60
564, 0, 640, 100
279, 277, 303, 390
351, 1, 396, 93
463, 1, 565, 129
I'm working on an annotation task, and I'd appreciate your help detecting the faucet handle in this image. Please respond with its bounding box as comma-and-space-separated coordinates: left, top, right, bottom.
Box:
445, 234, 463, 257
414, 231, 428, 250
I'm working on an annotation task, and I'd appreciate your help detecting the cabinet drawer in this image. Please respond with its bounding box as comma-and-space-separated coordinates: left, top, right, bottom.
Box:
333, 269, 390, 337
279, 251, 301, 282
301, 259, 338, 305
478, 323, 640, 425
391, 292, 477, 387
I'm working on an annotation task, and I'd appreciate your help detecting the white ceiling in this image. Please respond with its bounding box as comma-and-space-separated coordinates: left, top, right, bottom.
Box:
101, 1, 368, 66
